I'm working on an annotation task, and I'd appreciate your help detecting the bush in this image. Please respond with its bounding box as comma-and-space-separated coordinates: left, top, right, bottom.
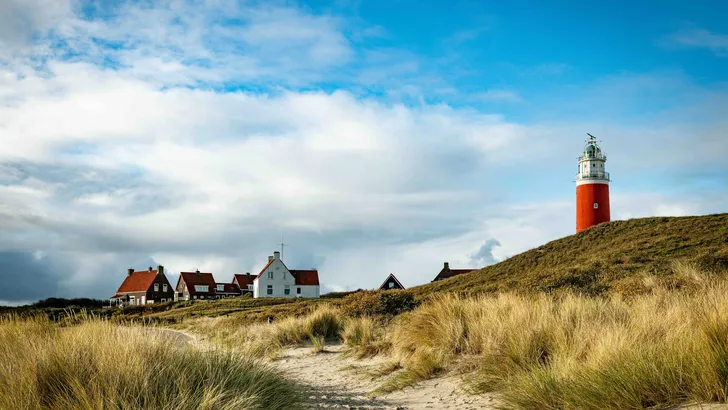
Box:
339, 290, 418, 317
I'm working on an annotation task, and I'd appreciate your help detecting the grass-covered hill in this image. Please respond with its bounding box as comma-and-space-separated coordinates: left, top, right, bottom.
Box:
416, 213, 728, 297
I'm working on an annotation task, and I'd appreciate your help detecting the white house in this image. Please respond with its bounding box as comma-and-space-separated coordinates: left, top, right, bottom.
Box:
252, 251, 320, 298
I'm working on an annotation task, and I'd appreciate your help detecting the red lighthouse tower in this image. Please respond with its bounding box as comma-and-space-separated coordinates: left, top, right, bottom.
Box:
576, 134, 611, 232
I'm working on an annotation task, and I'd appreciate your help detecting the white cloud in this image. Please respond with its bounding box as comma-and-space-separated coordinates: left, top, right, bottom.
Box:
0, 0, 726, 300
667, 29, 728, 57
471, 89, 523, 103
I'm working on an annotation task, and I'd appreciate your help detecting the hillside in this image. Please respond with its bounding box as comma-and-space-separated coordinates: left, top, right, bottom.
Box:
414, 213, 728, 297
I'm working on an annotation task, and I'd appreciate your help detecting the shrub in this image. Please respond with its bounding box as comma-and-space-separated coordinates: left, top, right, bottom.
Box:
339, 290, 418, 317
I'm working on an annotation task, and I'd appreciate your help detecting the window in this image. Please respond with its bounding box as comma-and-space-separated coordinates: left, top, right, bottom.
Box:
594, 203, 599, 209
161, 298, 166, 302
194, 285, 209, 292
247, 284, 253, 291
154, 283, 159, 292
389, 282, 394, 288
267, 285, 273, 295
216, 284, 224, 292
163, 284, 168, 292
296, 287, 301, 295
284, 285, 290, 295
193, 295, 197, 299
268, 271, 273, 279
283, 271, 286, 279
592, 163, 595, 167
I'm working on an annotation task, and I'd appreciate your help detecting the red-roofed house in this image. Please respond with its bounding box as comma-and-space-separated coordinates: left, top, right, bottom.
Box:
252, 251, 320, 298
431, 262, 478, 282
176, 270, 217, 301
110, 265, 174, 306
378, 273, 405, 290
214, 282, 242, 298
233, 273, 255, 294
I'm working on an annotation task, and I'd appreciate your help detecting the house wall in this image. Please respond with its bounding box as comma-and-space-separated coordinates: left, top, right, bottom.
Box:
145, 274, 175, 302
253, 258, 295, 298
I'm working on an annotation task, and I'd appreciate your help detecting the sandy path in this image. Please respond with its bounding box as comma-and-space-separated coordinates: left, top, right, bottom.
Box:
272, 343, 498, 410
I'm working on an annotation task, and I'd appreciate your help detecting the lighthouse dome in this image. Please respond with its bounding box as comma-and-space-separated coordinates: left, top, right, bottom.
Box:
582, 142, 604, 159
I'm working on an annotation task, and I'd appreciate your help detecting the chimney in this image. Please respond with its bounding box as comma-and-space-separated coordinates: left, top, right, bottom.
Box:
444, 262, 450, 270
127, 268, 134, 276
246, 272, 250, 276
148, 266, 153, 272
268, 255, 274, 262
157, 265, 164, 275
274, 251, 280, 260
195, 269, 201, 275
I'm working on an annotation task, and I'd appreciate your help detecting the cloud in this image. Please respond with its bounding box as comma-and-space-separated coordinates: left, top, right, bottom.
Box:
470, 89, 523, 103
666, 29, 728, 57
469, 239, 502, 267
0, 0, 726, 303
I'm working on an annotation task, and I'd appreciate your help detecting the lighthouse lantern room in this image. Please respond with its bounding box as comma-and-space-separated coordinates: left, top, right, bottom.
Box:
576, 134, 611, 232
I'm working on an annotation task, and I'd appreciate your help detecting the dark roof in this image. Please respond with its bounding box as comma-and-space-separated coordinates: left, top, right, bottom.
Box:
433, 267, 477, 282
291, 270, 319, 286
233, 273, 256, 287
179, 272, 217, 295
378, 273, 405, 290
116, 269, 158, 294
216, 283, 241, 294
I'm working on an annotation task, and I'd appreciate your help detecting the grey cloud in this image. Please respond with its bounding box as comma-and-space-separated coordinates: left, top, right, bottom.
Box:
0, 251, 65, 300
469, 238, 501, 267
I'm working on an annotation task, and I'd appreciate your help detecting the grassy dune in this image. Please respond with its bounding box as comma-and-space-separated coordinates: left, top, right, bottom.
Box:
0, 317, 300, 410
175, 261, 728, 409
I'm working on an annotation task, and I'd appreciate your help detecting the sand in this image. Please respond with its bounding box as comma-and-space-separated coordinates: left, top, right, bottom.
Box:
272, 343, 499, 410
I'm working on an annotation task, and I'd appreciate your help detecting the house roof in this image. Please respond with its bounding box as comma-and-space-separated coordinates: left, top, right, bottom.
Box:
179, 271, 217, 295
434, 268, 477, 281
233, 273, 256, 287
378, 273, 405, 290
116, 269, 159, 294
216, 283, 241, 294
291, 270, 319, 286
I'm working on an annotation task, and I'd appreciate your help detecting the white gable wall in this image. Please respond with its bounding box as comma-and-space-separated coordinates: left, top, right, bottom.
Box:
253, 256, 295, 298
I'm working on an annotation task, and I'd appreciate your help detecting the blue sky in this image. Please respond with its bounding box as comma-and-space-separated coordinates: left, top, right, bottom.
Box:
0, 0, 726, 303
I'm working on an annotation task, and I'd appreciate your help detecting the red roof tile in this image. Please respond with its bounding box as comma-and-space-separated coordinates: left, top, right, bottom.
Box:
291, 270, 319, 286
179, 272, 217, 295
116, 270, 158, 293
233, 274, 256, 287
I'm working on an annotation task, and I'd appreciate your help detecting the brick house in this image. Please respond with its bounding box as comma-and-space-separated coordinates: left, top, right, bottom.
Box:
175, 270, 217, 301
378, 273, 405, 290
110, 265, 174, 306
431, 262, 477, 282
233, 273, 255, 294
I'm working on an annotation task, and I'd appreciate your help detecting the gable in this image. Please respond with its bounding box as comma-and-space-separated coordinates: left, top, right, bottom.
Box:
233, 274, 255, 287
378, 273, 404, 290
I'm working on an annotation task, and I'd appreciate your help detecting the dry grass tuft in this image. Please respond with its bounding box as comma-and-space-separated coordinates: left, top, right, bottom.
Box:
383, 265, 728, 409
0, 316, 300, 410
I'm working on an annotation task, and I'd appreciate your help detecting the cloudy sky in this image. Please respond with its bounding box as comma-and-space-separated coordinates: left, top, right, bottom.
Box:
1, 0, 727, 304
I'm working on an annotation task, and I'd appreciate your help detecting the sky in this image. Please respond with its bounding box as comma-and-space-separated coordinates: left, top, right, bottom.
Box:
0, 0, 727, 304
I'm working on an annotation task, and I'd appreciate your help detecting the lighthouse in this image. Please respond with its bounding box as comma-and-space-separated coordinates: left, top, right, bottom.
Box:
576, 134, 611, 232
